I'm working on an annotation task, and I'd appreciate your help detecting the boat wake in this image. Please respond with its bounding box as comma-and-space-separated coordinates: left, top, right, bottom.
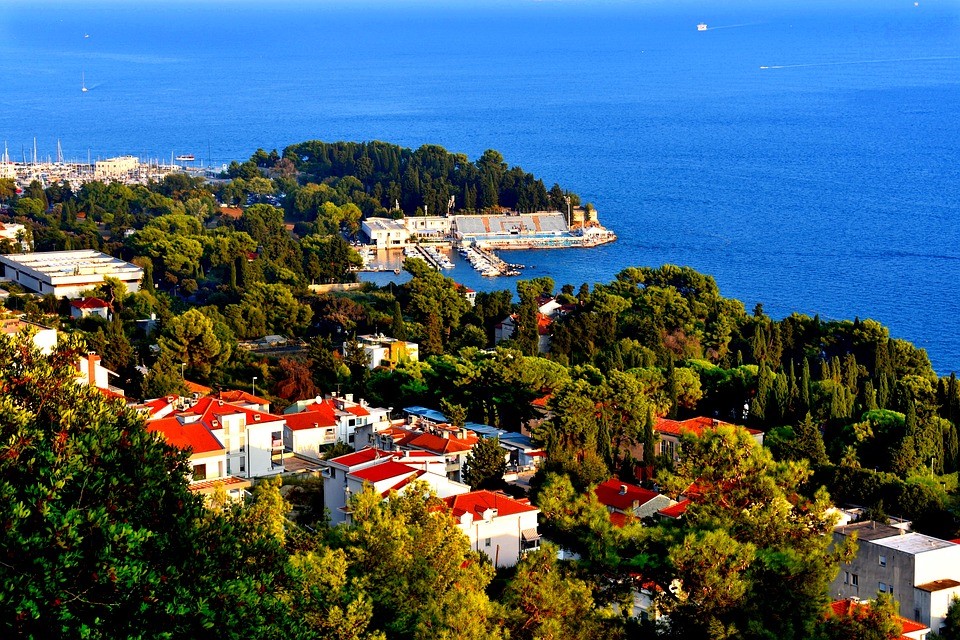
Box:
760, 55, 960, 70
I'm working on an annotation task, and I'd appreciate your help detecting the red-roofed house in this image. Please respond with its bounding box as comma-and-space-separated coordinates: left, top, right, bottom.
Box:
75, 352, 124, 397
284, 393, 391, 455
443, 490, 540, 567
146, 395, 287, 479
217, 389, 271, 413
322, 447, 470, 526
828, 599, 930, 640
655, 416, 764, 462
657, 499, 690, 520
70, 297, 113, 321
594, 478, 676, 526
147, 417, 251, 502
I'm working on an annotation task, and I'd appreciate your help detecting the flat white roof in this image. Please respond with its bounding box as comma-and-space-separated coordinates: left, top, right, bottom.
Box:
0, 250, 142, 280
875, 532, 958, 555
362, 217, 406, 232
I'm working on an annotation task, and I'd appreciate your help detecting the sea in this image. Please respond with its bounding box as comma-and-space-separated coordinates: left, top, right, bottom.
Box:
1, 0, 959, 372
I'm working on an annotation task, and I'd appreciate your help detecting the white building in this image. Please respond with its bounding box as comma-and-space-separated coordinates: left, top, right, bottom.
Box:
362, 217, 410, 249
0, 250, 143, 298
283, 394, 391, 455
70, 297, 112, 321
443, 490, 541, 567
144, 395, 286, 479
832, 521, 960, 633
94, 156, 139, 180
322, 447, 470, 526
403, 215, 451, 240
0, 222, 30, 250
147, 416, 251, 503
0, 317, 57, 354
347, 333, 419, 370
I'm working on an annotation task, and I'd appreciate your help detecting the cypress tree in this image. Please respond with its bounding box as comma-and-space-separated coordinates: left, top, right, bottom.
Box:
773, 372, 789, 422
392, 301, 407, 341
801, 358, 811, 413
949, 373, 959, 424
878, 373, 891, 409
666, 358, 678, 419
795, 412, 828, 466
643, 408, 657, 467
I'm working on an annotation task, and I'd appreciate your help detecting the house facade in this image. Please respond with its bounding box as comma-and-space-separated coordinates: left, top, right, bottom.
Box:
144, 395, 286, 479
322, 447, 470, 526
654, 416, 765, 462
831, 521, 960, 633
443, 490, 540, 568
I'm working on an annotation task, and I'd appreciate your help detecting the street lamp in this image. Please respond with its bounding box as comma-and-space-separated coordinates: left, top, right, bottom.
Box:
180, 362, 186, 379
252, 376, 258, 397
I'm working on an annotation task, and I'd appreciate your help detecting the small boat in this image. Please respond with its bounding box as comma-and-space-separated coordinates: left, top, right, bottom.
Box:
81, 71, 88, 92
176, 154, 195, 162
697, 22, 708, 31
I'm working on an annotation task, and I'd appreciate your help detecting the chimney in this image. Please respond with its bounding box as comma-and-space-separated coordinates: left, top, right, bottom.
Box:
254, 414, 261, 422
619, 484, 628, 495
87, 354, 97, 385
711, 418, 719, 427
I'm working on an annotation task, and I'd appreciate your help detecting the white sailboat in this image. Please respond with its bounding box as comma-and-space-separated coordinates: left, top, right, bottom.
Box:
81, 71, 88, 92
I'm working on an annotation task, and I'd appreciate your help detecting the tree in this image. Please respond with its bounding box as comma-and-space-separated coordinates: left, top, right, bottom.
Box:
158, 308, 227, 380
0, 333, 220, 636
931, 596, 960, 640
326, 483, 504, 639
502, 543, 619, 640
652, 425, 854, 639
439, 398, 467, 428
463, 437, 508, 490
141, 348, 189, 398
820, 594, 902, 640
392, 301, 407, 341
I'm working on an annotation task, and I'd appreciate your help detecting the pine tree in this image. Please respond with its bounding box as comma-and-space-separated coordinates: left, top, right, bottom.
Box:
463, 437, 507, 490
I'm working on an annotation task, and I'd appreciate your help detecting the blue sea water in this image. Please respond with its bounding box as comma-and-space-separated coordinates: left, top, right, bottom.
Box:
1, 0, 959, 371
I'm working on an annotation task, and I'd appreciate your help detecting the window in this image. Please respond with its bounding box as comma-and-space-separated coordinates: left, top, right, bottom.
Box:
239, 459, 245, 473
879, 555, 887, 567
851, 574, 859, 587
879, 582, 887, 593
226, 459, 231, 474
915, 609, 922, 622
844, 572, 849, 584
192, 463, 206, 481
485, 538, 492, 547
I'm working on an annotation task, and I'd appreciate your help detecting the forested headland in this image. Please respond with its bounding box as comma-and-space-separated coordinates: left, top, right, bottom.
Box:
2, 141, 959, 639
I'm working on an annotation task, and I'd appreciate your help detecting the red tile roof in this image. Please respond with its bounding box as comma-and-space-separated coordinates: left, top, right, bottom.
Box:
345, 404, 370, 417
70, 297, 111, 309
182, 396, 284, 432
285, 410, 337, 431
148, 418, 224, 455
655, 416, 763, 437
350, 460, 418, 484
407, 432, 473, 455
658, 500, 690, 519
443, 490, 539, 520
381, 469, 426, 496
594, 478, 661, 512
188, 475, 251, 493
828, 600, 928, 636
531, 393, 552, 408
217, 390, 269, 406
219, 207, 243, 219
184, 380, 212, 396
329, 447, 389, 468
